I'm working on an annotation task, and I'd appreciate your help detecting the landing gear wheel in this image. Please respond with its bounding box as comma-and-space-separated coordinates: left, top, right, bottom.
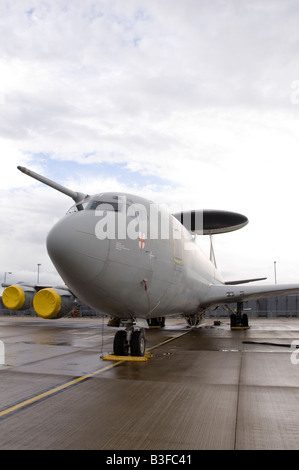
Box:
113, 330, 129, 356
229, 302, 250, 329
131, 330, 146, 356
242, 313, 248, 327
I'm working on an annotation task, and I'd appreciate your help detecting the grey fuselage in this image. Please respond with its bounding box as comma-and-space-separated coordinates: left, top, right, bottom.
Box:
46, 192, 223, 320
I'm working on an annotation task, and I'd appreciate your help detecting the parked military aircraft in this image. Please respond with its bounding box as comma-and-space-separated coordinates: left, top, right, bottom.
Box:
3, 166, 299, 356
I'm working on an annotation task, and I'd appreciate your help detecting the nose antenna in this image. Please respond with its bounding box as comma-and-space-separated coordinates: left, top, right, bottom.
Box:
17, 166, 87, 204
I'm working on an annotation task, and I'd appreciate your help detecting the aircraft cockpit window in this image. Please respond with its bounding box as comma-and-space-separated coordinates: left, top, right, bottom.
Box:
66, 197, 91, 214
66, 204, 78, 214
87, 200, 123, 212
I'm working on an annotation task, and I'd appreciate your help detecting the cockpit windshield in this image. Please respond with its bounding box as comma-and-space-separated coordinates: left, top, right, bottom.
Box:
66, 195, 141, 215
65, 196, 91, 214
66, 204, 79, 214
85, 195, 127, 212
87, 201, 121, 211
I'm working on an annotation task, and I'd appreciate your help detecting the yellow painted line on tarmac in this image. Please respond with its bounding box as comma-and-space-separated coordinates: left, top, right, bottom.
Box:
0, 360, 123, 420
146, 330, 190, 352
0, 330, 190, 420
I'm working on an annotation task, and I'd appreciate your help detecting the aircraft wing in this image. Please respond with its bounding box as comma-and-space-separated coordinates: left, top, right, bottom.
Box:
200, 283, 299, 310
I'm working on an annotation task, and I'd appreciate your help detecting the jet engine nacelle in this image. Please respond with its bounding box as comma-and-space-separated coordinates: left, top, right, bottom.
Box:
2, 284, 36, 311
33, 288, 76, 319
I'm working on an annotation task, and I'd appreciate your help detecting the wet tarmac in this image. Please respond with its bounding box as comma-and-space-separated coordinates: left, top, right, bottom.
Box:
1, 315, 299, 450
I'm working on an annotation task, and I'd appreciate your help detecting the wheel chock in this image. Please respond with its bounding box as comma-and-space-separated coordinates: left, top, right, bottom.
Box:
102, 353, 153, 362
231, 326, 250, 330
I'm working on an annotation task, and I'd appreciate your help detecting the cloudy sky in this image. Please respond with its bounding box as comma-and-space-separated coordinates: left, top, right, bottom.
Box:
1, 0, 299, 293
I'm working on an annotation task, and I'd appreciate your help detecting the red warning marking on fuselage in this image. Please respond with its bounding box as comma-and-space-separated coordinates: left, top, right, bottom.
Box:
139, 233, 145, 250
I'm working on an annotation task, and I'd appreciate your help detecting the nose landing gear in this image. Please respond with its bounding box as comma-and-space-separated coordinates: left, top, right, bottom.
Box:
113, 319, 146, 357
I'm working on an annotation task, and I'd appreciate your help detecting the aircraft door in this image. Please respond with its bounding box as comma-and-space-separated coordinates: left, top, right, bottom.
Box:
173, 219, 184, 265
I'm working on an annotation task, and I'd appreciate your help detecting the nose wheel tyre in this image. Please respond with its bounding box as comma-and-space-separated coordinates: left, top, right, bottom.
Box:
131, 330, 146, 356
113, 330, 129, 356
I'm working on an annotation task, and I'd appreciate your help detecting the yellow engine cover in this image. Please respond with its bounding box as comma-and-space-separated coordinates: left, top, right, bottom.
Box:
2, 285, 25, 310
33, 288, 61, 319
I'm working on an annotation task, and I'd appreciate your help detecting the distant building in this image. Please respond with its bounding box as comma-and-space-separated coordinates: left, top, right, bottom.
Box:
2, 295, 299, 318
206, 295, 299, 318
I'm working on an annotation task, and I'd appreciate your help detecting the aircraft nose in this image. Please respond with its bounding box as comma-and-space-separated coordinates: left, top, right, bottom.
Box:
46, 212, 109, 284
